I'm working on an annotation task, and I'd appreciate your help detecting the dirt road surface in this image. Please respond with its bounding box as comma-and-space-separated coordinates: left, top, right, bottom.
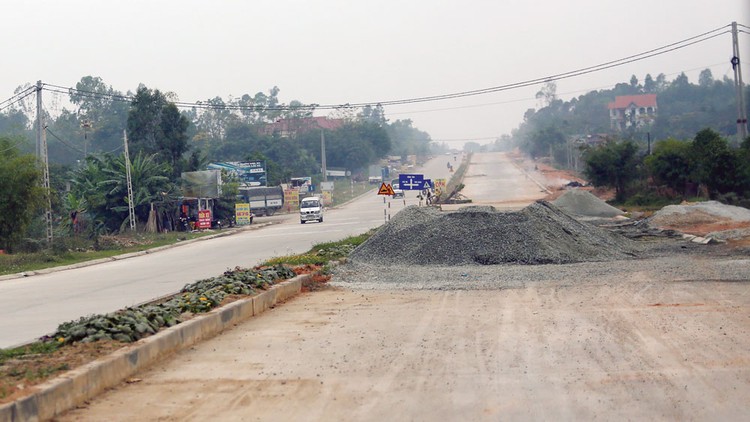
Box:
458, 151, 548, 210
54, 152, 749, 420
60, 259, 750, 421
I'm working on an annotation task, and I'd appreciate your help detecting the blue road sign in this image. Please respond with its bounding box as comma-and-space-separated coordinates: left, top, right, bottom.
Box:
421, 179, 433, 190
398, 174, 424, 190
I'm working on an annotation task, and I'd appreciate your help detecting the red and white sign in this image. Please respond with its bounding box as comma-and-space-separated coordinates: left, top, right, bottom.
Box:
197, 209, 212, 229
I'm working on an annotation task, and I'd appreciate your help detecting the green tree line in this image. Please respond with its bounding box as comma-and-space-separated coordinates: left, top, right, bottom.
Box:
582, 128, 750, 206
0, 76, 434, 251
511, 70, 749, 164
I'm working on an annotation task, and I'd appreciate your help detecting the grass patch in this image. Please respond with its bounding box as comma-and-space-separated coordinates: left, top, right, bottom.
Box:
0, 231, 216, 276
261, 230, 375, 267
0, 342, 60, 364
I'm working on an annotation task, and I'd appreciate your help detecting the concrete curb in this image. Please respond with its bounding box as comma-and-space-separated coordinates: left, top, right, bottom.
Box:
0, 222, 276, 282
0, 273, 309, 422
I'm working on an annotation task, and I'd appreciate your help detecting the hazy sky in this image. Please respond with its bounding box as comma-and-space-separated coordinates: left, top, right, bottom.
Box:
3, 0, 749, 145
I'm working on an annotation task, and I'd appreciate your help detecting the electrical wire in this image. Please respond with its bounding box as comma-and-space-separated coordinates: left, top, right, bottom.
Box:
0, 87, 37, 113
45, 127, 85, 155
389, 60, 733, 117
0, 85, 35, 108
37, 24, 732, 112
0, 137, 32, 154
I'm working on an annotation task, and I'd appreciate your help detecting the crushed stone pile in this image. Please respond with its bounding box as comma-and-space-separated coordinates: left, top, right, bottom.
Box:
647, 201, 750, 240
648, 201, 750, 227
349, 202, 640, 266
552, 189, 625, 218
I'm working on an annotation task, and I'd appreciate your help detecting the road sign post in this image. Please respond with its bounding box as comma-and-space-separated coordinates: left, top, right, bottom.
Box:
398, 174, 424, 190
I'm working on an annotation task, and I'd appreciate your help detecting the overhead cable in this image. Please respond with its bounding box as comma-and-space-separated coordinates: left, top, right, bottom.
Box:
0, 87, 37, 113
35, 24, 733, 111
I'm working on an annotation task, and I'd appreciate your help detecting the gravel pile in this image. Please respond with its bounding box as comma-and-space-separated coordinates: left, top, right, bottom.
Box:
332, 255, 750, 291
349, 202, 640, 266
552, 189, 624, 218
648, 201, 750, 227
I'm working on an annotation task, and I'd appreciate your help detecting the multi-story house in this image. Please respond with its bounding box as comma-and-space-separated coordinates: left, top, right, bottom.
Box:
607, 94, 657, 131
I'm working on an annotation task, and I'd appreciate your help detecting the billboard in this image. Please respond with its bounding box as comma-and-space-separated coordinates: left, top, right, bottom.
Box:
207, 161, 267, 187
321, 190, 333, 206
181, 170, 222, 198
235, 203, 252, 225
284, 188, 300, 212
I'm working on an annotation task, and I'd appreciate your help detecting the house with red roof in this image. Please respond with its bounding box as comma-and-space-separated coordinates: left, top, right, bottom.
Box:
262, 116, 346, 138
607, 94, 657, 131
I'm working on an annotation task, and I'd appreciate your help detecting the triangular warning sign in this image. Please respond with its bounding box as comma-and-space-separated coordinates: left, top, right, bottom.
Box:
378, 183, 395, 196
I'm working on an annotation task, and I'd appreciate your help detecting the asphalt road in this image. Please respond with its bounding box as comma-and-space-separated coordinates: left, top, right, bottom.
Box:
0, 156, 455, 348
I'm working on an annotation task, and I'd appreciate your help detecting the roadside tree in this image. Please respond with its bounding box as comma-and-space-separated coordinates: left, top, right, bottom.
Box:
583, 139, 641, 202
644, 138, 695, 196
0, 137, 44, 251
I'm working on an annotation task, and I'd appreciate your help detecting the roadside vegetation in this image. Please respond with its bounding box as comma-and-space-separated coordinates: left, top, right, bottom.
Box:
501, 71, 750, 209
0, 231, 214, 276
0, 230, 373, 403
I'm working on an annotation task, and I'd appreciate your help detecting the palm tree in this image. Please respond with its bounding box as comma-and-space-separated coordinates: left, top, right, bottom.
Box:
70, 152, 176, 232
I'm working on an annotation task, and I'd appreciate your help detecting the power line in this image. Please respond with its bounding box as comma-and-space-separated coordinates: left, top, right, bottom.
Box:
0, 137, 32, 154
45, 126, 85, 154
0, 86, 35, 108
36, 24, 732, 112
0, 87, 36, 113
387, 60, 732, 117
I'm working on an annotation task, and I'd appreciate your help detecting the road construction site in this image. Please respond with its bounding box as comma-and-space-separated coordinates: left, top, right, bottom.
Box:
13, 152, 750, 421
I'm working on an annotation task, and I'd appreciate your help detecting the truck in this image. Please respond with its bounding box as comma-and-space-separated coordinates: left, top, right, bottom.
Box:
238, 185, 284, 216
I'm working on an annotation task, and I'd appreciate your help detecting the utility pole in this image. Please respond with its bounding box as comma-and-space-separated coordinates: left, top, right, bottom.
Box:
732, 21, 748, 145
36, 80, 42, 158
321, 129, 327, 182
35, 80, 53, 243
123, 130, 136, 231
41, 127, 53, 244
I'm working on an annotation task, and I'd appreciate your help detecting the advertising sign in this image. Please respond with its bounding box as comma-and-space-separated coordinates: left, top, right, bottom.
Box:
284, 188, 300, 212
321, 191, 333, 206
197, 209, 212, 229
434, 178, 447, 196
207, 161, 267, 187
235, 203, 252, 225
181, 170, 222, 197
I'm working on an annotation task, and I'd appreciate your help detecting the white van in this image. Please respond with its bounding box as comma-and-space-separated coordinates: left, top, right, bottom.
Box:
300, 196, 324, 224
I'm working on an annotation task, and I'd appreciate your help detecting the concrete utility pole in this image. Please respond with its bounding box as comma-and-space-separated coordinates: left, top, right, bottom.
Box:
123, 130, 136, 231
41, 127, 53, 244
36, 80, 42, 158
731, 22, 748, 144
321, 129, 327, 182
35, 80, 53, 243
